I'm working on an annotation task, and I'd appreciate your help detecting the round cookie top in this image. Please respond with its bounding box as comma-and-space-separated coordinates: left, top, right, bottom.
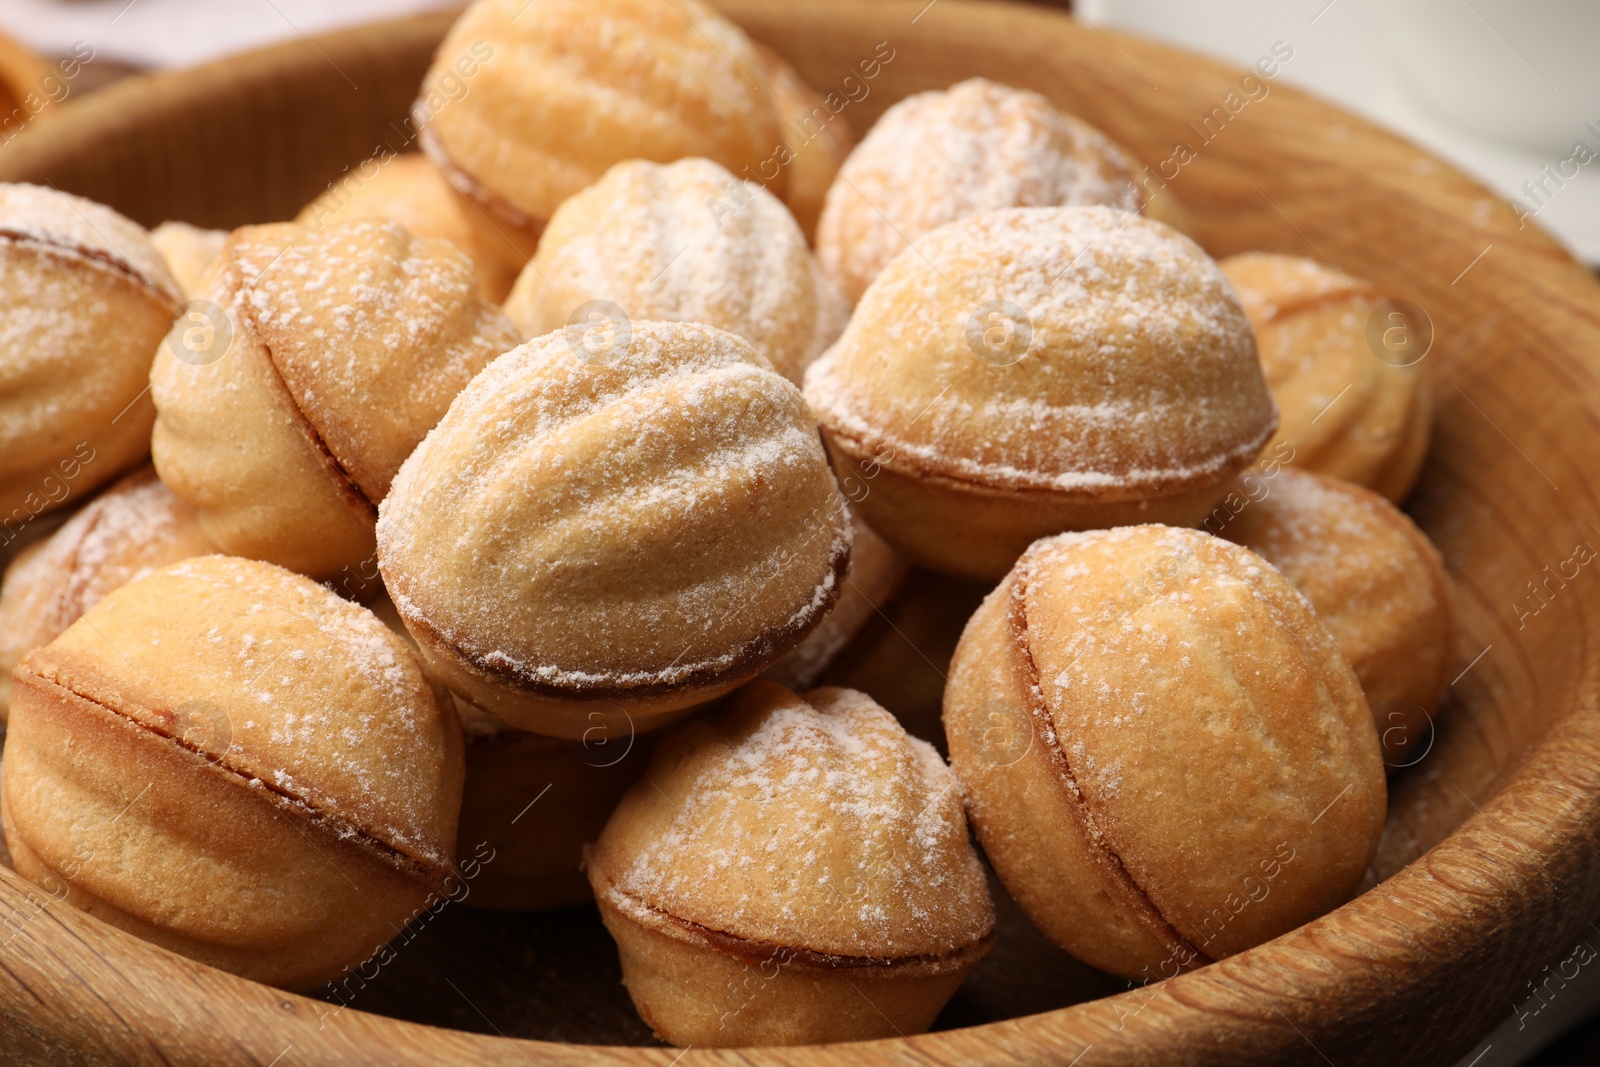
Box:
503, 158, 845, 385
19, 554, 462, 879
221, 219, 521, 503
1008, 525, 1384, 958
805, 205, 1276, 500
377, 320, 849, 698
589, 681, 994, 958
816, 78, 1142, 302
0, 182, 180, 303
1221, 468, 1453, 722
420, 0, 784, 228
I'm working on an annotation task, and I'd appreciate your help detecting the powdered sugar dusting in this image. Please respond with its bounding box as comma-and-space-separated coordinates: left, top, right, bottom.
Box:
0, 182, 179, 302
378, 320, 849, 687
805, 205, 1273, 493
2, 468, 213, 648
507, 158, 844, 384
605, 684, 993, 956
426, 0, 781, 225
817, 78, 1143, 300
85, 555, 458, 871
227, 218, 520, 502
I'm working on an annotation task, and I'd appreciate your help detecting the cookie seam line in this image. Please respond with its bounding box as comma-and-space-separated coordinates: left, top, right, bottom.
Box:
0, 227, 180, 309
819, 403, 1278, 502
1008, 561, 1214, 968
16, 665, 455, 890
418, 122, 544, 241
595, 878, 994, 973
389, 519, 853, 699
229, 258, 381, 519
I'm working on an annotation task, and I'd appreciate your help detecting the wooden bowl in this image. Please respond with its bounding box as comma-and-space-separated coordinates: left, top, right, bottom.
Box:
3, 2, 1600, 1063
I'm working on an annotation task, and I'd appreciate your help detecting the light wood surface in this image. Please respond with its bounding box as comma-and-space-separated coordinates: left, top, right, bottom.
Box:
2, 1, 1600, 1063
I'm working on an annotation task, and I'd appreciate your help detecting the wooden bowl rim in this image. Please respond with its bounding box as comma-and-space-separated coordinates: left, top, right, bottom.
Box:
2, 2, 1600, 1063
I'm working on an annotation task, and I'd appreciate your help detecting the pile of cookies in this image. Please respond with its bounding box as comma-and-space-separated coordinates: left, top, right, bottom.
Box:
0, 0, 1453, 1048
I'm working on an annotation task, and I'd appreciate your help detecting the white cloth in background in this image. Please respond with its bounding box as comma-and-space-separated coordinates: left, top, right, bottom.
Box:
1077, 0, 1600, 264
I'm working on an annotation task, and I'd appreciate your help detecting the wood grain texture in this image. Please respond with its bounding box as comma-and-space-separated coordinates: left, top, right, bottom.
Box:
1, 1, 1599, 1063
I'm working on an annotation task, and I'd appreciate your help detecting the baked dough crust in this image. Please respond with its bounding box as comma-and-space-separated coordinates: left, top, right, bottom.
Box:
2, 555, 463, 990
377, 321, 850, 738
944, 526, 1386, 979
1222, 252, 1432, 502
805, 206, 1276, 579
587, 681, 994, 1045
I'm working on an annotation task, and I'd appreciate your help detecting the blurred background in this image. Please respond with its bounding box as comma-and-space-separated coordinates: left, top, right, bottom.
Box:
1, 0, 1596, 262
0, 1, 1597, 1065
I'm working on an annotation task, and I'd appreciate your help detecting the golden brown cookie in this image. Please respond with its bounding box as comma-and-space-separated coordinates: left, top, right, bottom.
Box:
149, 219, 520, 582
297, 152, 518, 302
1221, 252, 1432, 502
943, 525, 1385, 980
149, 220, 226, 299
417, 0, 785, 271
377, 320, 850, 739
752, 42, 855, 241
816, 78, 1144, 303
0, 183, 180, 527
1221, 468, 1454, 766
2, 555, 463, 990
0, 465, 216, 721
502, 158, 845, 385
587, 681, 994, 1046
804, 206, 1277, 581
